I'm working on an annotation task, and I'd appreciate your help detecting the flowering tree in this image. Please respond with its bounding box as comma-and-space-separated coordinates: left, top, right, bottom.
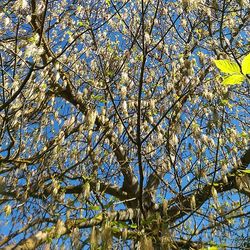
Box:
0, 0, 249, 249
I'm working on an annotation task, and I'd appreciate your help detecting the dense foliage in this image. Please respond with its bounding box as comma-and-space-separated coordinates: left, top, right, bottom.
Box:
0, 0, 249, 249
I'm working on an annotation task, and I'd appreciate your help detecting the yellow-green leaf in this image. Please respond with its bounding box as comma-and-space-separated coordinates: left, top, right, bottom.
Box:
242, 53, 250, 75
4, 205, 12, 216
222, 74, 245, 85
208, 247, 218, 250
89, 205, 100, 211
78, 21, 84, 27
240, 169, 250, 174
94, 213, 103, 222
214, 60, 241, 74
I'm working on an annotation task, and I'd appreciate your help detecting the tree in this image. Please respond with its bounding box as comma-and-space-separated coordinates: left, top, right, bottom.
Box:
0, 0, 249, 249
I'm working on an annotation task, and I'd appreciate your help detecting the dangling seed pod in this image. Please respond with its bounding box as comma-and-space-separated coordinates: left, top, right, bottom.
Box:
162, 199, 168, 217
90, 226, 97, 249
190, 195, 196, 210
55, 220, 66, 236
140, 235, 154, 250
101, 222, 112, 249
211, 186, 218, 200
83, 182, 91, 199
122, 228, 128, 241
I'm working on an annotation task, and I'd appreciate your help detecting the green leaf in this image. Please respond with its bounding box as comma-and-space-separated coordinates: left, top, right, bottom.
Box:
78, 21, 84, 27
88, 205, 101, 211
242, 53, 250, 75
112, 227, 121, 233
129, 223, 137, 229
208, 182, 219, 187
239, 131, 248, 138
66, 30, 73, 36
214, 60, 241, 74
93, 213, 103, 221
239, 169, 250, 174
222, 74, 245, 85
221, 99, 232, 108
221, 99, 228, 104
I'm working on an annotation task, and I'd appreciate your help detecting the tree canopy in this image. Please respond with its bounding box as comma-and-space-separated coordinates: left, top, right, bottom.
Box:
0, 0, 249, 249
